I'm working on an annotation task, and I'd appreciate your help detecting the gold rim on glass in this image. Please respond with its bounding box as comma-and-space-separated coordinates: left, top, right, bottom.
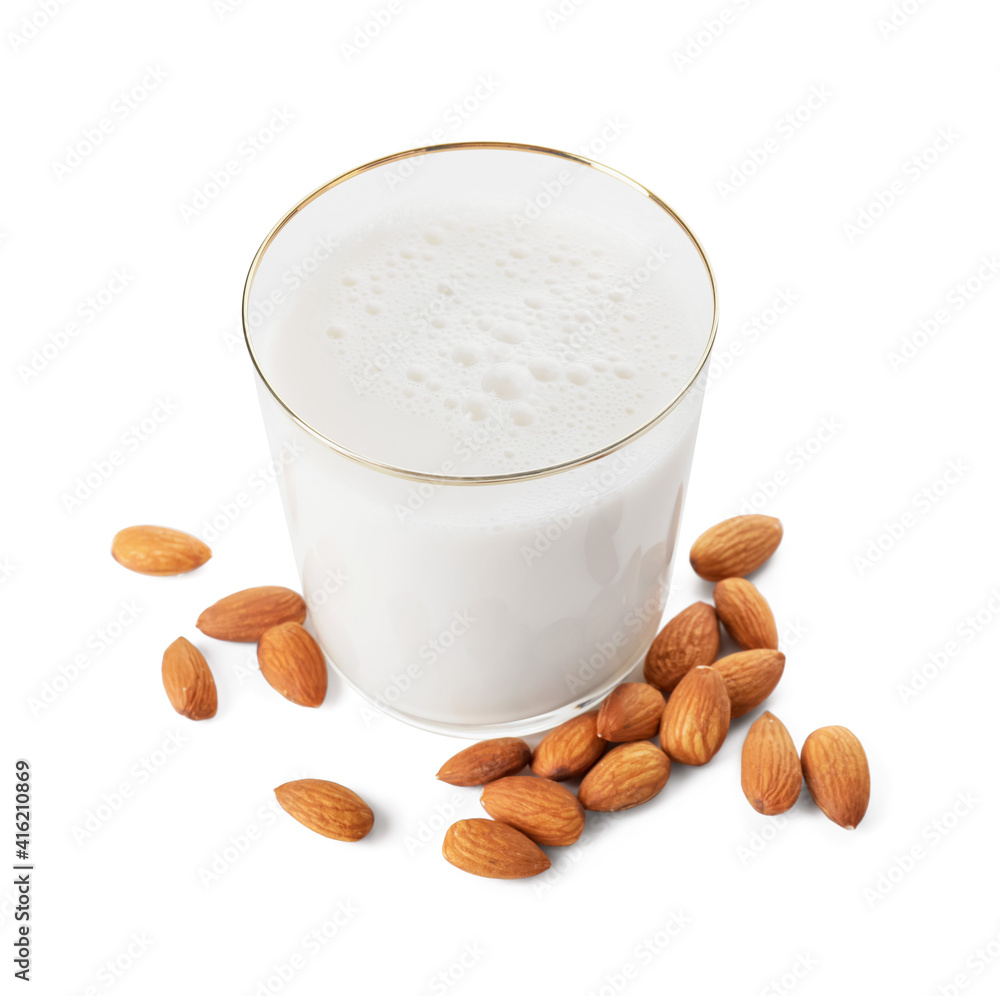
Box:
242, 141, 719, 486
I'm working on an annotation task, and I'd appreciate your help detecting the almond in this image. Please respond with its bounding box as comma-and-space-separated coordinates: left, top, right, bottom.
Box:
713, 578, 778, 650
577, 741, 671, 811
442, 819, 550, 879
161, 637, 217, 720
690, 515, 783, 581
801, 726, 870, 830
480, 776, 584, 846
531, 711, 606, 780
257, 622, 328, 707
741, 711, 801, 815
713, 649, 785, 718
197, 586, 307, 642
274, 778, 374, 841
112, 525, 211, 576
659, 665, 730, 766
596, 683, 666, 742
643, 601, 719, 694
437, 738, 532, 786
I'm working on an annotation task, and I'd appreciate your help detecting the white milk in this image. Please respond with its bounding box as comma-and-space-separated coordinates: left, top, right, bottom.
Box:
252, 198, 709, 733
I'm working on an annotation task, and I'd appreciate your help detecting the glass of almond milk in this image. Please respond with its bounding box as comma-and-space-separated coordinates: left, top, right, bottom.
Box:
243, 142, 717, 736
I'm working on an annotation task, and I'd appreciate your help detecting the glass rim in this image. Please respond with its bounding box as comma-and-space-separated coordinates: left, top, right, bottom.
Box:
242, 140, 719, 486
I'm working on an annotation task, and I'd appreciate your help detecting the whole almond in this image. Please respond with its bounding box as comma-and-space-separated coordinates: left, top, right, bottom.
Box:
714, 578, 778, 651
690, 515, 783, 581
531, 711, 606, 780
112, 525, 211, 576
596, 683, 666, 742
481, 776, 584, 846
197, 586, 307, 642
801, 726, 870, 830
713, 649, 785, 718
161, 637, 217, 720
257, 622, 328, 707
659, 665, 731, 766
443, 819, 550, 879
274, 778, 373, 841
437, 738, 532, 786
741, 711, 801, 815
643, 601, 720, 695
577, 741, 671, 811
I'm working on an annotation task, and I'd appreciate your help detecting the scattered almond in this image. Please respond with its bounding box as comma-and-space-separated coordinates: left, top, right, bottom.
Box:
161, 637, 217, 720
801, 726, 870, 830
741, 711, 801, 815
659, 665, 731, 766
713, 649, 785, 718
443, 819, 550, 879
577, 741, 671, 812
713, 577, 778, 650
257, 622, 328, 707
112, 525, 211, 576
197, 586, 307, 642
596, 683, 666, 742
437, 738, 532, 786
643, 601, 719, 694
690, 515, 783, 581
274, 778, 374, 841
480, 776, 585, 846
531, 711, 606, 781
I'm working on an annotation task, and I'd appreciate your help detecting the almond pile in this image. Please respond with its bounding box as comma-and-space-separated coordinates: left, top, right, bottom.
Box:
439, 514, 871, 879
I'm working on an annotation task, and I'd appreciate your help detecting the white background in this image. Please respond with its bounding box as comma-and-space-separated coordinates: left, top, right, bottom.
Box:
3, 0, 1000, 993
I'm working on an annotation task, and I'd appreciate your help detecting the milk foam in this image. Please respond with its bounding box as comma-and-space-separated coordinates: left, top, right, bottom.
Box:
265, 201, 705, 476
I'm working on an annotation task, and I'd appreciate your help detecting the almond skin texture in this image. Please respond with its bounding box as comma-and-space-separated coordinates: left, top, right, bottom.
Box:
713, 578, 778, 651
112, 525, 211, 576
197, 586, 307, 642
442, 819, 550, 879
690, 515, 783, 581
801, 726, 871, 830
531, 711, 606, 780
578, 741, 671, 811
481, 776, 585, 846
741, 711, 801, 815
596, 683, 666, 742
659, 665, 731, 766
161, 637, 217, 720
257, 622, 328, 707
437, 738, 532, 786
713, 649, 786, 718
274, 779, 373, 842
643, 602, 720, 695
